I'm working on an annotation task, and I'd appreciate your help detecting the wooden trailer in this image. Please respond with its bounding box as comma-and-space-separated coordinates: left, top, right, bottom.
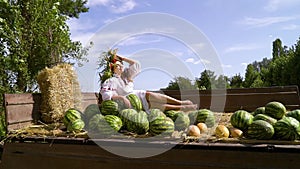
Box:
1, 86, 300, 169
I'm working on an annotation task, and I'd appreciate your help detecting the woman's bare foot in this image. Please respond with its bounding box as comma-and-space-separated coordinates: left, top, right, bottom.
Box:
181, 100, 193, 105
181, 104, 198, 111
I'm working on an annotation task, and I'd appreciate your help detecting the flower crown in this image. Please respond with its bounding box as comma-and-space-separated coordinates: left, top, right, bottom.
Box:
98, 48, 122, 83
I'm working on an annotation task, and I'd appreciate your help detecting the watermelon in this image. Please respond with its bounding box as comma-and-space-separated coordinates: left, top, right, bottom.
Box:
230, 110, 253, 131
264, 101, 286, 119
286, 109, 300, 122
88, 114, 122, 135
147, 109, 166, 122
63, 108, 82, 127
253, 114, 277, 126
252, 107, 265, 116
164, 110, 180, 121
104, 115, 123, 132
88, 114, 105, 132
195, 109, 215, 128
114, 99, 127, 111
127, 111, 149, 134
118, 109, 138, 128
67, 118, 85, 132
100, 100, 119, 116
83, 104, 101, 122
173, 112, 190, 131
188, 110, 198, 125
149, 116, 175, 136
274, 116, 300, 140
126, 93, 143, 111
246, 120, 274, 140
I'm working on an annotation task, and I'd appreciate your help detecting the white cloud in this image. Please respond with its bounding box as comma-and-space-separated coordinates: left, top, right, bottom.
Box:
67, 18, 98, 32
117, 36, 163, 46
87, 0, 110, 7
224, 44, 261, 53
222, 64, 232, 68
241, 63, 249, 67
264, 0, 300, 12
185, 58, 210, 65
239, 16, 297, 28
282, 24, 300, 30
88, 0, 137, 13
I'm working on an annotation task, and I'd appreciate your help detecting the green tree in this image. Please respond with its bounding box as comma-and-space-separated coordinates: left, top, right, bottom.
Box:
215, 75, 230, 89
57, 0, 89, 18
196, 70, 216, 90
229, 73, 244, 88
286, 37, 300, 86
243, 64, 259, 88
0, 0, 89, 93
165, 76, 198, 90
272, 38, 284, 59
250, 74, 264, 88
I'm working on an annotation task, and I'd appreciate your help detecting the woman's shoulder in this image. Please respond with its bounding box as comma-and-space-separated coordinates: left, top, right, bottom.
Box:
102, 76, 118, 84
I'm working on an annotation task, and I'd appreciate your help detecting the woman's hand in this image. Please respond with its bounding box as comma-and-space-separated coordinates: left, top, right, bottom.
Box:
112, 95, 131, 108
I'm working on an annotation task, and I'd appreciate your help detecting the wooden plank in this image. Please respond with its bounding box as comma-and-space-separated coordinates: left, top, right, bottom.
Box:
2, 141, 300, 169
81, 92, 98, 100
6, 121, 33, 131
165, 92, 300, 112
160, 85, 300, 96
3, 86, 300, 132
4, 93, 39, 105
5, 104, 38, 125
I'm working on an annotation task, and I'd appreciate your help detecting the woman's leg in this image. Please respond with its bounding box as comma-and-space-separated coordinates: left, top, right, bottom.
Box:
149, 102, 197, 112
145, 91, 193, 105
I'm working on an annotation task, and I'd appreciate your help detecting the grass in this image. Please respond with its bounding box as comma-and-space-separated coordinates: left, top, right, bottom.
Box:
0, 111, 7, 139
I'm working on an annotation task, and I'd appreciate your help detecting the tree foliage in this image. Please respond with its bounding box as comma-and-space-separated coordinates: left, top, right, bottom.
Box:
165, 76, 198, 90
0, 0, 89, 94
165, 37, 300, 90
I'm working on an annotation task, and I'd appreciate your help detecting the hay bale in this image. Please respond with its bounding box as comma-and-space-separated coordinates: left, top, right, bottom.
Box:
37, 63, 82, 123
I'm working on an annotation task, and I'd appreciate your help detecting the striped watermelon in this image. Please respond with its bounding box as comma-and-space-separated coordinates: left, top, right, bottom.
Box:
67, 118, 85, 132
195, 109, 215, 128
149, 116, 175, 136
164, 110, 180, 121
127, 111, 149, 134
230, 110, 253, 131
118, 109, 138, 128
286, 109, 300, 122
147, 109, 166, 122
88, 114, 105, 133
127, 93, 143, 111
253, 114, 277, 126
252, 107, 265, 116
114, 99, 127, 111
246, 120, 274, 140
265, 101, 286, 119
173, 112, 190, 131
100, 100, 119, 116
83, 104, 101, 122
188, 110, 198, 125
274, 116, 300, 140
63, 108, 82, 127
104, 115, 123, 132
88, 114, 122, 135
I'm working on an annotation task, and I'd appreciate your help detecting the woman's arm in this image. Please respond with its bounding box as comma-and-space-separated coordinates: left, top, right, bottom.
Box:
111, 95, 131, 108
117, 55, 137, 65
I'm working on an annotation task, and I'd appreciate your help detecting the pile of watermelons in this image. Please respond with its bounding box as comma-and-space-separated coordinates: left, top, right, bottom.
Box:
230, 101, 300, 141
63, 95, 300, 141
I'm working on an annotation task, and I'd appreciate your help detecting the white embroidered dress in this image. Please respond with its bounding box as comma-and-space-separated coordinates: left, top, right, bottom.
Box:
100, 62, 149, 111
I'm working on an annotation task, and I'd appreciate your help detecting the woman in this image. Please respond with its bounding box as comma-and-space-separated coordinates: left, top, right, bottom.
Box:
100, 53, 197, 113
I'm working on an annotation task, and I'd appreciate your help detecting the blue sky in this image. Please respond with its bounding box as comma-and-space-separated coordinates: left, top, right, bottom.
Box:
67, 0, 300, 92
